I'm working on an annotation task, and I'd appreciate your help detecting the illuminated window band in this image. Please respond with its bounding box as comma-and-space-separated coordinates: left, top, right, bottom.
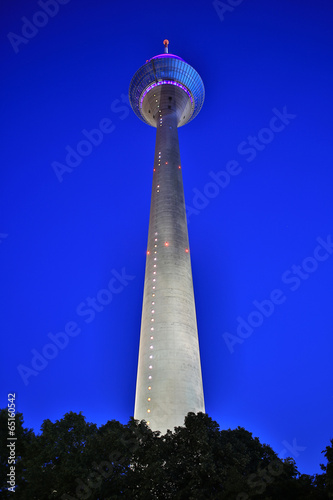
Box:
140, 80, 193, 109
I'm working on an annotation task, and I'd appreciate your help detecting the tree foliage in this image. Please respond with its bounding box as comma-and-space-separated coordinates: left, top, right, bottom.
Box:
321, 438, 333, 498
0, 409, 331, 499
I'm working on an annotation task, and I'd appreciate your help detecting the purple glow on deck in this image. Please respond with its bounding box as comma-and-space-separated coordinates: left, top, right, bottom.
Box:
140, 80, 193, 108
148, 53, 185, 62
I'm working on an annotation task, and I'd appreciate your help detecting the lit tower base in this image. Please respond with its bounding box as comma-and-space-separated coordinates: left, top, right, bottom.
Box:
129, 40, 205, 434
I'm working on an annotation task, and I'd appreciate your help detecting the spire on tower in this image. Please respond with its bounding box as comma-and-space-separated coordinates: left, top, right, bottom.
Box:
163, 39, 169, 53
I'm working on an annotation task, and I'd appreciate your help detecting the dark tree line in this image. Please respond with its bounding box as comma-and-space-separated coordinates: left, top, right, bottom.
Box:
0, 409, 332, 499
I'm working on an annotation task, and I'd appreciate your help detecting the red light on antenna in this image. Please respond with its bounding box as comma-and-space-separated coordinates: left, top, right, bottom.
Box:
165, 241, 169, 247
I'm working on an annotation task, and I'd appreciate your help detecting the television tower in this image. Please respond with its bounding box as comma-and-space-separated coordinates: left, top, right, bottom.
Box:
129, 40, 205, 434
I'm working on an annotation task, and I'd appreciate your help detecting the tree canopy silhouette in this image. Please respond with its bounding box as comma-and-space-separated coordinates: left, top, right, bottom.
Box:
0, 409, 331, 499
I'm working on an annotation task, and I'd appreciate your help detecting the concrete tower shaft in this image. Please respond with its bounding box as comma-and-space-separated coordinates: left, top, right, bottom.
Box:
129, 43, 205, 434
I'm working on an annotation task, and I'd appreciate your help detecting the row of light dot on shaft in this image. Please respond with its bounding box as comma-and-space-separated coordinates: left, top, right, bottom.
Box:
146, 229, 158, 422
151, 93, 164, 128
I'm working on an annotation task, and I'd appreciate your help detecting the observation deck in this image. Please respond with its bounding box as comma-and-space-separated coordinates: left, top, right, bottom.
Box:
129, 41, 205, 128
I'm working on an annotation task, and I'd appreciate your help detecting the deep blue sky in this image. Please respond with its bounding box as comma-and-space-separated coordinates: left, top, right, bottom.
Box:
1, 0, 332, 476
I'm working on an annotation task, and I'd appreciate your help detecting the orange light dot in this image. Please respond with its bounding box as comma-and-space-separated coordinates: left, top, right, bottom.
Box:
153, 168, 156, 172
185, 248, 189, 253
165, 241, 169, 247
165, 162, 168, 164
147, 251, 150, 255
178, 165, 181, 169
